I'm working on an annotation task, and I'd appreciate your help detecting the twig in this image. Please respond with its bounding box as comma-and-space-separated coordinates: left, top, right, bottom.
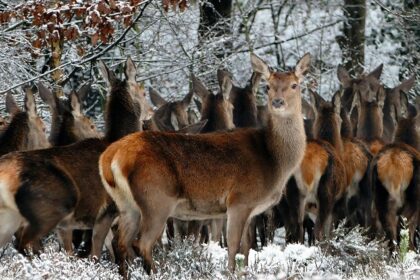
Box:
233, 19, 343, 54
0, 0, 152, 95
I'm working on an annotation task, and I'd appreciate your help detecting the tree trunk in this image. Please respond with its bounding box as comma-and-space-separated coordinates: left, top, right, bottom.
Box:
336, 0, 366, 76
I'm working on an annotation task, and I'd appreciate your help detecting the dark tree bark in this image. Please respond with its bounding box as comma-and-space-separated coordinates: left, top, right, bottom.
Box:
337, 0, 366, 76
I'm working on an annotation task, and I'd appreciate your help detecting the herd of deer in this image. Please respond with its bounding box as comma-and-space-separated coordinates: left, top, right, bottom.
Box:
0, 54, 418, 277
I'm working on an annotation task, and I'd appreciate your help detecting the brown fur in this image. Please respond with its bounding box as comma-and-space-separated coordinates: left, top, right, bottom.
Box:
100, 53, 310, 275
0, 90, 49, 156
0, 58, 145, 259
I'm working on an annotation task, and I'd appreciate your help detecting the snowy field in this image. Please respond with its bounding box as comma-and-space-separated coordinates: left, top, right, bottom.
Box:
1, 226, 419, 280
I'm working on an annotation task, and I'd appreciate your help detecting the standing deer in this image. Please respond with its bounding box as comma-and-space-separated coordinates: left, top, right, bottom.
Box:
38, 82, 99, 256
373, 92, 419, 251
99, 53, 310, 274
166, 71, 235, 245
0, 88, 49, 156
0, 58, 147, 258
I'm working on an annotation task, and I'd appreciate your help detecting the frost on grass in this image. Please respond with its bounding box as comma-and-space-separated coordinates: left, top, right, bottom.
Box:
0, 239, 120, 280
1, 226, 420, 279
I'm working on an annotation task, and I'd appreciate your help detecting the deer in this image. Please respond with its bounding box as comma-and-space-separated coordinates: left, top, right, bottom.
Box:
372, 92, 419, 252
310, 90, 372, 227
382, 75, 416, 143
38, 82, 99, 256
148, 88, 193, 131
337, 64, 384, 136
165, 71, 235, 246
0, 58, 148, 258
283, 91, 347, 243
38, 82, 98, 146
0, 88, 49, 156
98, 53, 310, 275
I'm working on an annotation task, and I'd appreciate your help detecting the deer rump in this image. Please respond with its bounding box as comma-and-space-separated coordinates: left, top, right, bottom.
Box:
0, 138, 110, 252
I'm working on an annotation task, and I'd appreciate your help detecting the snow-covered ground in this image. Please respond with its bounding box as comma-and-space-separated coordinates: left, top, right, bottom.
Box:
1, 226, 419, 279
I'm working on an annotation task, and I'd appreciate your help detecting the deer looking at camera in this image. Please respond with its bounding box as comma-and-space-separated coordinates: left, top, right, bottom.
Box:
0, 89, 49, 156
99, 53, 310, 275
148, 88, 194, 132
373, 93, 419, 252
0, 58, 147, 258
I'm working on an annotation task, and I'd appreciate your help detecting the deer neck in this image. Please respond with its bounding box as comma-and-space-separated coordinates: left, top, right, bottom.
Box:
266, 111, 306, 174
394, 119, 419, 150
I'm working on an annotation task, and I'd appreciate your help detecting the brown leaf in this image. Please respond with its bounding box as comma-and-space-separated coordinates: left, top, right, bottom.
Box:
91, 33, 99, 45
32, 38, 43, 49
97, 1, 111, 15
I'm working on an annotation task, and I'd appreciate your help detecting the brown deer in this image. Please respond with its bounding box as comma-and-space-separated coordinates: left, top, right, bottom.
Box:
166, 71, 235, 246
373, 92, 419, 251
337, 64, 383, 136
148, 88, 193, 131
38, 82, 99, 256
38, 82, 98, 146
0, 88, 49, 156
99, 53, 310, 275
382, 75, 416, 143
285, 91, 347, 243
0, 58, 147, 258
310, 90, 372, 227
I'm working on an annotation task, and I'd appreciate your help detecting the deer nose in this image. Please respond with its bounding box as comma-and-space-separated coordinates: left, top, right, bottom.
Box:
272, 98, 285, 108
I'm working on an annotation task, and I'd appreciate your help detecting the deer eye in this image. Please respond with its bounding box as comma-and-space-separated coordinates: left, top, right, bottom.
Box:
291, 84, 298, 89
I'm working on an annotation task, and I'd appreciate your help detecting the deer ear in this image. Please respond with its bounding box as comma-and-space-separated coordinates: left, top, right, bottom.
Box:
182, 91, 193, 108
149, 88, 167, 107
390, 104, 398, 126
70, 91, 82, 117
350, 91, 361, 116
250, 54, 271, 80
301, 98, 315, 120
395, 75, 416, 93
177, 119, 208, 134
337, 65, 351, 88
24, 87, 37, 117
399, 92, 409, 119
38, 82, 56, 109
247, 72, 262, 96
217, 69, 232, 100
295, 53, 311, 81
6, 92, 20, 115
170, 112, 179, 131
98, 61, 117, 88
377, 87, 386, 109
191, 74, 211, 100
124, 57, 137, 82
332, 91, 341, 115
368, 64, 383, 80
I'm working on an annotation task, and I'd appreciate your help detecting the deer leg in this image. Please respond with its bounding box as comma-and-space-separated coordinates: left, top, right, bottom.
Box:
135, 207, 172, 275
116, 208, 140, 276
241, 218, 253, 267
57, 228, 74, 254
91, 214, 115, 258
0, 209, 22, 248
226, 207, 251, 273
380, 199, 398, 252
210, 218, 224, 244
